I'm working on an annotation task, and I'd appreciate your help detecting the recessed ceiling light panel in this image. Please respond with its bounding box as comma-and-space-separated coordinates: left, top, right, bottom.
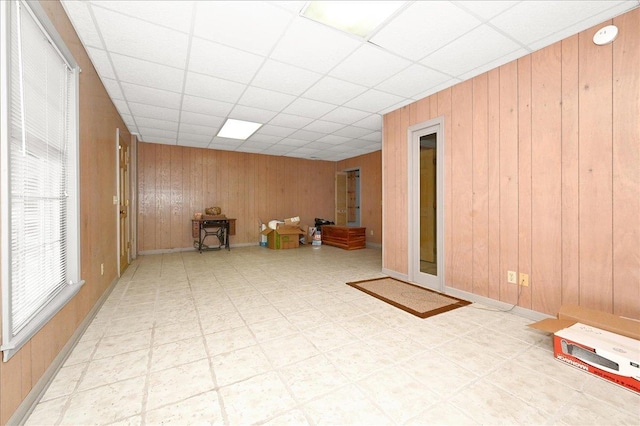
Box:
217, 118, 262, 140
302, 1, 405, 38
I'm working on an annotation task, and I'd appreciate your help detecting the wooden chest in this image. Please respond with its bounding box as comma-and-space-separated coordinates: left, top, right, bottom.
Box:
321, 226, 366, 250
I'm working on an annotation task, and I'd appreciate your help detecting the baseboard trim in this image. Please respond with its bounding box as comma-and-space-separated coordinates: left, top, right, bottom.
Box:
10, 276, 120, 426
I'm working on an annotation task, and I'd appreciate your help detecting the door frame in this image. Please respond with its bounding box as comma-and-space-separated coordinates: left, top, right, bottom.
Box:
407, 116, 445, 291
343, 167, 361, 227
116, 128, 130, 276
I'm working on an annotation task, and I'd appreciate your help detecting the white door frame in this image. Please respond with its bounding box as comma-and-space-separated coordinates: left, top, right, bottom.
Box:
407, 117, 445, 291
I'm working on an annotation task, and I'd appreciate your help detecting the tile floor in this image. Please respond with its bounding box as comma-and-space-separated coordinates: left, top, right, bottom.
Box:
25, 245, 639, 425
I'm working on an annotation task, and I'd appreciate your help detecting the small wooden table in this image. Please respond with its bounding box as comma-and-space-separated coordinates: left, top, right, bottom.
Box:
321, 225, 366, 250
192, 218, 236, 252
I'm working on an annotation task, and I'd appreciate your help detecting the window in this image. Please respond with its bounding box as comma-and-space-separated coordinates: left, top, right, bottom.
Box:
1, 0, 83, 361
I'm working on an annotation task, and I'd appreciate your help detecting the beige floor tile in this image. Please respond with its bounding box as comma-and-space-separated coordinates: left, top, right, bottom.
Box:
61, 376, 146, 425
219, 371, 297, 425
210, 344, 273, 386
558, 392, 639, 425
24, 396, 68, 426
249, 316, 298, 341
260, 333, 321, 368
356, 365, 439, 423
302, 384, 392, 425
400, 350, 479, 397
146, 359, 215, 411
449, 381, 549, 425
150, 336, 208, 372
63, 338, 98, 366
302, 322, 358, 353
41, 362, 86, 401
324, 341, 396, 381
405, 402, 479, 425
261, 408, 311, 425
204, 325, 256, 356
144, 391, 223, 425
153, 319, 203, 346
78, 349, 149, 391
278, 354, 350, 403
93, 329, 153, 360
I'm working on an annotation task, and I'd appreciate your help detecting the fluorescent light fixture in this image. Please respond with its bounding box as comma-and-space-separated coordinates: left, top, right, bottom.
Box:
302, 1, 404, 38
217, 118, 262, 140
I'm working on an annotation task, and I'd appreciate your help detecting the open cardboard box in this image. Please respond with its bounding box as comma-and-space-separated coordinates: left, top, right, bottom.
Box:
529, 305, 640, 394
261, 222, 305, 249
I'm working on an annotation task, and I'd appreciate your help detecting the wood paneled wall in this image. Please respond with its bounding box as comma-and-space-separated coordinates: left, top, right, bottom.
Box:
337, 151, 382, 245
137, 143, 337, 251
0, 1, 131, 423
382, 9, 640, 318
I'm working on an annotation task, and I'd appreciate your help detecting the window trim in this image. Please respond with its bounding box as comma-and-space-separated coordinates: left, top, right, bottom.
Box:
1, 0, 83, 362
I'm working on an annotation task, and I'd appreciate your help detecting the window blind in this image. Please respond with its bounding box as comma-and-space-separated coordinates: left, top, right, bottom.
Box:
1, 0, 83, 361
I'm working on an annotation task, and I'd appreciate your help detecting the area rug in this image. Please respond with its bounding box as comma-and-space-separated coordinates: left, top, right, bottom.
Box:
347, 277, 471, 318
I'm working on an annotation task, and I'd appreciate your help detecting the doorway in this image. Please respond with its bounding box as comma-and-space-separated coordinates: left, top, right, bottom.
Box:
408, 118, 444, 290
346, 169, 360, 227
116, 129, 130, 276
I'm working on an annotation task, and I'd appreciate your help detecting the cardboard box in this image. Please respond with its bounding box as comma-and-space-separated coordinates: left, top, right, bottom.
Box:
261, 224, 305, 249
530, 305, 640, 394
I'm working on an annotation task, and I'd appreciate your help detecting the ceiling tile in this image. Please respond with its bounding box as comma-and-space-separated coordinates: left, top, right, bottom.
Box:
420, 24, 522, 77
329, 44, 411, 87
344, 89, 407, 114
95, 1, 195, 33
333, 126, 374, 139
455, 1, 519, 20
303, 120, 346, 134
256, 125, 297, 138
321, 107, 370, 125
138, 127, 177, 140
179, 123, 217, 136
490, 1, 628, 46
282, 98, 336, 119
128, 102, 180, 122
188, 37, 265, 84
247, 134, 282, 144
302, 77, 368, 105
229, 105, 278, 123
143, 137, 177, 145
252, 60, 322, 96
111, 53, 184, 93
178, 140, 210, 148
184, 72, 245, 103
268, 114, 314, 129
262, 145, 294, 156
136, 116, 179, 132
180, 111, 225, 129
121, 83, 182, 110
457, 48, 529, 82
376, 64, 452, 99
86, 47, 115, 79
210, 136, 243, 147
181, 95, 234, 117
101, 78, 124, 100
287, 130, 324, 141
61, 1, 103, 48
178, 131, 214, 143
352, 114, 382, 131
371, 1, 481, 61
316, 135, 352, 145
193, 1, 292, 56
411, 78, 462, 101
92, 6, 189, 68
237, 86, 296, 112
270, 17, 360, 74
360, 131, 382, 142
277, 138, 310, 147
112, 99, 131, 116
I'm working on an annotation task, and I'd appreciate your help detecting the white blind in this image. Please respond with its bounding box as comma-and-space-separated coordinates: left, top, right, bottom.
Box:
8, 1, 71, 336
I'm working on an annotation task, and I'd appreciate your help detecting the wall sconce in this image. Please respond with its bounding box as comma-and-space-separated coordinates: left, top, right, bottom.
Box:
593, 25, 618, 45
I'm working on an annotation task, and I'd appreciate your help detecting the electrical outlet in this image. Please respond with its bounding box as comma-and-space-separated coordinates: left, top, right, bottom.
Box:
370, 230, 373, 236
507, 270, 517, 284
519, 272, 529, 287
100, 263, 104, 276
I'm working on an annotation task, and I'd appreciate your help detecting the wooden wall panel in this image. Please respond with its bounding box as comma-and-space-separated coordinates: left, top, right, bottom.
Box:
450, 81, 474, 293
337, 150, 383, 245
531, 43, 562, 313
612, 10, 640, 318
498, 62, 519, 305
381, 8, 640, 318
487, 69, 501, 301
517, 56, 532, 309
472, 74, 489, 297
560, 34, 581, 307
438, 89, 453, 284
136, 145, 336, 250
578, 22, 614, 312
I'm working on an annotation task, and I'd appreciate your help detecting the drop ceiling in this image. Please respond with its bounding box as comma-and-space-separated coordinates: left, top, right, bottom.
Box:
61, 0, 638, 161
